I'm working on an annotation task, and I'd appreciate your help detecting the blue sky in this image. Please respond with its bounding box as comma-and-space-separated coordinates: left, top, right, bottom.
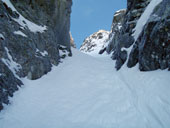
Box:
70, 0, 127, 48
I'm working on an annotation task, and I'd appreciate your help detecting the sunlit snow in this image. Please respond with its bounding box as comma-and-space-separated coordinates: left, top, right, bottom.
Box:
0, 49, 170, 128
80, 30, 109, 57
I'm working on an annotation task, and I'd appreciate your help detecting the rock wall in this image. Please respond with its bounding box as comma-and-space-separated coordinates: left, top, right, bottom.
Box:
128, 0, 170, 71
0, 0, 72, 111
106, 9, 126, 54
106, 0, 170, 71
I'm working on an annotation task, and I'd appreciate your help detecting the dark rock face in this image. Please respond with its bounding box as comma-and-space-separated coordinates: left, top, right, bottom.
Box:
0, 60, 23, 110
106, 9, 126, 55
107, 0, 151, 70
0, 0, 72, 111
106, 0, 170, 71
128, 0, 170, 71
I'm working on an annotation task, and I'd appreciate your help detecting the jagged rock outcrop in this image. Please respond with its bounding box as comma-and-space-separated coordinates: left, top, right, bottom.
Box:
106, 0, 170, 71
0, 0, 72, 111
80, 30, 109, 55
70, 32, 76, 48
106, 9, 126, 54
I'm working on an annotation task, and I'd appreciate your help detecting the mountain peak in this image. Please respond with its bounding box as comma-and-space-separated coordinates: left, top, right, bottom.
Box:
80, 30, 109, 56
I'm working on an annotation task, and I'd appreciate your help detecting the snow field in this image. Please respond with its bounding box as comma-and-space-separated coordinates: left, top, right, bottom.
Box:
0, 49, 170, 128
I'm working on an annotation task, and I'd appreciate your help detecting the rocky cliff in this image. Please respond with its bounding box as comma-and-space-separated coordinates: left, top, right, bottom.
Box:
105, 9, 126, 54
128, 0, 170, 71
107, 0, 170, 70
0, 0, 72, 111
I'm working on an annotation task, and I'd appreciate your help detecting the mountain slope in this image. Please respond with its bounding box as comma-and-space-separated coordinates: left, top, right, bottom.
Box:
0, 49, 170, 128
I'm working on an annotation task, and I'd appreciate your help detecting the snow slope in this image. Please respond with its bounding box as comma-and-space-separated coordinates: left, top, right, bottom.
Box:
0, 49, 170, 128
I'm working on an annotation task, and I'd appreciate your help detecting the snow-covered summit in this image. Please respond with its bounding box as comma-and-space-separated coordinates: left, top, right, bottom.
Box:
80, 30, 109, 56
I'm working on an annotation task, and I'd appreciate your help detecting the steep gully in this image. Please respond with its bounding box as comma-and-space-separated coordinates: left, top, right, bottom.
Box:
0, 49, 170, 128
0, 0, 170, 127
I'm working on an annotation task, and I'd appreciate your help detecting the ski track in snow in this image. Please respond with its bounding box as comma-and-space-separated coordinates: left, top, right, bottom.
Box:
0, 49, 170, 128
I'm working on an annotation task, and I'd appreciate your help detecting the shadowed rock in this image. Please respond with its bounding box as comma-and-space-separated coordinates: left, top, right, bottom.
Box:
0, 0, 72, 111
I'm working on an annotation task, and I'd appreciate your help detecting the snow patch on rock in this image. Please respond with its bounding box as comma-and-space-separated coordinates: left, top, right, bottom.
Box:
2, 0, 47, 33
14, 31, 27, 37
0, 33, 5, 40
1, 47, 22, 78
36, 49, 48, 57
